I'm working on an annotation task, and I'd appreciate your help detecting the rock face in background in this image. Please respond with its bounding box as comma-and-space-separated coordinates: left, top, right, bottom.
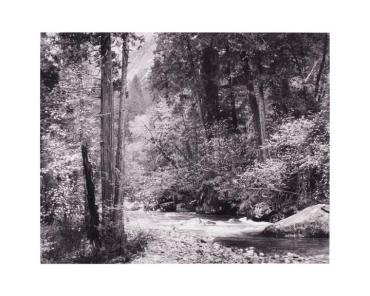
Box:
263, 204, 329, 238
127, 33, 155, 82
126, 33, 156, 120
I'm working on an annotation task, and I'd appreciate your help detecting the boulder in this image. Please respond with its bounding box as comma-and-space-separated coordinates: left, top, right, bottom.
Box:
181, 218, 216, 226
125, 201, 142, 211
239, 217, 271, 227
158, 201, 176, 212
176, 203, 190, 212
252, 202, 273, 220
188, 200, 198, 211
263, 204, 329, 238
228, 218, 242, 223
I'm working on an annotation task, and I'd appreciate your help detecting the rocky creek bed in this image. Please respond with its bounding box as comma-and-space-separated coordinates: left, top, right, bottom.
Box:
128, 227, 328, 264
125, 210, 329, 264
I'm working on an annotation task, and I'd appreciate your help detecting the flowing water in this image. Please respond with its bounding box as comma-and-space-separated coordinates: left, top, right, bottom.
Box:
126, 210, 329, 257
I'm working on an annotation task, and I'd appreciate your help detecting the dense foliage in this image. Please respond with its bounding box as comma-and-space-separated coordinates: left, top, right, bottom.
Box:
126, 33, 329, 221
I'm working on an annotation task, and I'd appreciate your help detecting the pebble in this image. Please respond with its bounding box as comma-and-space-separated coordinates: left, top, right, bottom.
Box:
245, 250, 254, 257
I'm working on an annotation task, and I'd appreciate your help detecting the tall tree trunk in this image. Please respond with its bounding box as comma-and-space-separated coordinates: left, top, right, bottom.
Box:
184, 36, 206, 133
201, 44, 220, 130
113, 34, 129, 228
229, 78, 238, 132
280, 78, 290, 114
81, 144, 101, 248
225, 43, 238, 132
241, 52, 266, 161
257, 82, 268, 161
314, 34, 329, 100
100, 33, 114, 225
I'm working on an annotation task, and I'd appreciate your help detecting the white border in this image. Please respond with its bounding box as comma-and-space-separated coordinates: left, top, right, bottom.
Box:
1, 0, 370, 295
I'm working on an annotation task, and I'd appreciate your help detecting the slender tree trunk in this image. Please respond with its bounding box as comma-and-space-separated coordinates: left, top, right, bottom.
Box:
113, 34, 129, 228
280, 78, 290, 114
241, 52, 266, 161
181, 113, 194, 161
100, 33, 114, 225
226, 43, 237, 132
314, 34, 328, 100
257, 82, 268, 161
81, 144, 101, 248
184, 36, 207, 134
229, 82, 238, 132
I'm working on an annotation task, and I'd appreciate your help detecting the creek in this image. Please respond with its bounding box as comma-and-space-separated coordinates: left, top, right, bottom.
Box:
126, 210, 329, 257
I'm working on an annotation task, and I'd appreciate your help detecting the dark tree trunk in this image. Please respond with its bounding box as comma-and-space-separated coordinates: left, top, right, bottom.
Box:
241, 54, 261, 141
241, 52, 266, 161
225, 43, 238, 132
257, 82, 268, 161
81, 144, 101, 248
314, 34, 329, 100
201, 44, 220, 130
100, 33, 114, 224
229, 82, 238, 132
280, 78, 290, 114
113, 34, 129, 227
184, 35, 206, 133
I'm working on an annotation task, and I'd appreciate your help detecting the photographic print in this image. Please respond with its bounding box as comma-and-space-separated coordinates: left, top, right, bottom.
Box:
40, 32, 329, 264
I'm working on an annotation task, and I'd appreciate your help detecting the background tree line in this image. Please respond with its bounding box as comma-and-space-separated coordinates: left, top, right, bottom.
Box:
127, 33, 329, 220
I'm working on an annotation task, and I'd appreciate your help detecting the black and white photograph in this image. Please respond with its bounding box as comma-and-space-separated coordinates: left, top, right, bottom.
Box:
40, 32, 329, 264
3, 1, 370, 295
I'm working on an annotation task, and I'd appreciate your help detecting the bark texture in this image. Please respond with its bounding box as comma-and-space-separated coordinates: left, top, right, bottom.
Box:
81, 144, 100, 247
241, 52, 267, 161
113, 33, 129, 226
225, 43, 238, 131
100, 33, 114, 223
314, 34, 329, 100
201, 44, 220, 129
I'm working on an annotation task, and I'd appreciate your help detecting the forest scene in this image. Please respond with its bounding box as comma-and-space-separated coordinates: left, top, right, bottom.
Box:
40, 32, 329, 264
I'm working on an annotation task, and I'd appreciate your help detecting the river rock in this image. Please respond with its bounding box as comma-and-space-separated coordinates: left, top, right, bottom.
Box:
181, 218, 216, 227
124, 201, 142, 211
239, 217, 271, 228
228, 218, 242, 223
158, 201, 176, 212
252, 202, 273, 220
244, 249, 254, 257
176, 203, 190, 212
263, 204, 329, 238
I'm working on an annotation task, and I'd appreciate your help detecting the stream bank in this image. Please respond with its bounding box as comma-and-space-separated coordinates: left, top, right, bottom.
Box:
125, 210, 329, 264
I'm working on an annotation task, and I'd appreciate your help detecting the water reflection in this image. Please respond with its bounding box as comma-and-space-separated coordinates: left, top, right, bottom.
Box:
214, 233, 329, 256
